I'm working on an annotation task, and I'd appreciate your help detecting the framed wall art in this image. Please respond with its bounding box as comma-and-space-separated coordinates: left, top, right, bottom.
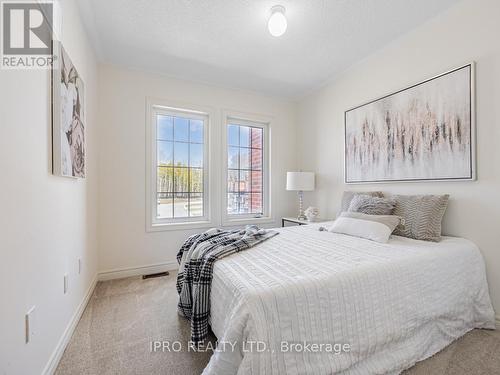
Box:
52, 41, 86, 178
344, 63, 475, 183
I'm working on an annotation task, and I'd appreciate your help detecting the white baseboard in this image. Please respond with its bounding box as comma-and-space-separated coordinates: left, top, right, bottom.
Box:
98, 261, 178, 281
496, 315, 500, 327
42, 274, 98, 375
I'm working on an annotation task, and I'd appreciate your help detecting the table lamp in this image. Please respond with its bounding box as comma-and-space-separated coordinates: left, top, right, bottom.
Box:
286, 171, 315, 220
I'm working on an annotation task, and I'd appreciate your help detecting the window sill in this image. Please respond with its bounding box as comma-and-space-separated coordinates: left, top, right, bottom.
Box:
146, 217, 276, 232
221, 216, 275, 228
147, 220, 214, 232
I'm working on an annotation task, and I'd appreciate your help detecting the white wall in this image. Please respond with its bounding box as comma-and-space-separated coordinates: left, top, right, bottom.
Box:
97, 65, 298, 275
3, 1, 498, 373
0, 0, 99, 374
297, 0, 500, 315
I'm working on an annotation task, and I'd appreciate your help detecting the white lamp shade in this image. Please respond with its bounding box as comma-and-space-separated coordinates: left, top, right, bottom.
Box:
286, 172, 315, 191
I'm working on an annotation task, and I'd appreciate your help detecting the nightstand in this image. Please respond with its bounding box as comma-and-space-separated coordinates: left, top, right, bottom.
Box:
281, 217, 330, 227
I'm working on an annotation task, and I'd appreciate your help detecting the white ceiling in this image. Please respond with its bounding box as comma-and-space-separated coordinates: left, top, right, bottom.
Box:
77, 0, 459, 98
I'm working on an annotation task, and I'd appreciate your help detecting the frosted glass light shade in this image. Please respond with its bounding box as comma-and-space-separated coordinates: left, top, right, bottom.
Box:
268, 6, 287, 37
286, 172, 315, 191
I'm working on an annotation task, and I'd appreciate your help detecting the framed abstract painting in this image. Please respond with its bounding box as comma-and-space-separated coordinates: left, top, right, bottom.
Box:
52, 41, 86, 178
344, 63, 475, 183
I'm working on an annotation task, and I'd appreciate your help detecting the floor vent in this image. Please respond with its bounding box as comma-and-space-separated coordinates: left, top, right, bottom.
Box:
142, 271, 169, 279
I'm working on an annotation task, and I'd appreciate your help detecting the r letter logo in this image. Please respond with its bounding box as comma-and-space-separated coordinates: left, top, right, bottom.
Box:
1, 1, 53, 68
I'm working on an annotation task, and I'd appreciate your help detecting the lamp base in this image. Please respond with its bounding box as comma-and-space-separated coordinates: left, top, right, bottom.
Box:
297, 190, 306, 221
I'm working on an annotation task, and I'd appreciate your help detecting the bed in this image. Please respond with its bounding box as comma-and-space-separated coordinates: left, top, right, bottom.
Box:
204, 223, 495, 375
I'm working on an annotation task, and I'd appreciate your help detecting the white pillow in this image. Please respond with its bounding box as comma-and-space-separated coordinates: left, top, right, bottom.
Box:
328, 217, 392, 243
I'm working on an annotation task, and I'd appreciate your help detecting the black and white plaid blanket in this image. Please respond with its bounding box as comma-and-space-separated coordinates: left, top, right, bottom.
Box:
176, 225, 278, 343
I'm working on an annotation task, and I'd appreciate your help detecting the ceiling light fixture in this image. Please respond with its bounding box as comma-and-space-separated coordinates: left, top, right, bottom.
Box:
268, 5, 287, 37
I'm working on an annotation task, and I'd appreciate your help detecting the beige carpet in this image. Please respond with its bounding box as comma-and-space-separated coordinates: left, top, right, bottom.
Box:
56, 273, 500, 375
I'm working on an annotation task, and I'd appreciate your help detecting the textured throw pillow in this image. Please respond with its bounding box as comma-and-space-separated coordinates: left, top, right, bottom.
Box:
347, 194, 396, 215
339, 212, 402, 233
329, 216, 394, 243
338, 191, 383, 217
392, 194, 450, 242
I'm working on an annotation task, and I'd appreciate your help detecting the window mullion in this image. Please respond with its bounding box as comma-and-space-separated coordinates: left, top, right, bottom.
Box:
237, 126, 241, 214
250, 145, 253, 215
172, 118, 176, 219
188, 120, 191, 218
172, 167, 175, 219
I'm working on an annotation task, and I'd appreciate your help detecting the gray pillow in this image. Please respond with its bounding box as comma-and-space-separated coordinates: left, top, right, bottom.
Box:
340, 212, 402, 233
348, 194, 396, 215
339, 191, 383, 216
392, 194, 450, 242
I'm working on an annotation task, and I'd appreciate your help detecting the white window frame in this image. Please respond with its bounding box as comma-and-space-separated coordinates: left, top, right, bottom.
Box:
146, 98, 214, 232
222, 111, 273, 226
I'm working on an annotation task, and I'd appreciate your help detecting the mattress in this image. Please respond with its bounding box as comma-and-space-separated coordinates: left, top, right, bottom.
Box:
205, 223, 495, 375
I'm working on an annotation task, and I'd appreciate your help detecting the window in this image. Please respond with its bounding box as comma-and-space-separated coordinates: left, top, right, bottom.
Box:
148, 104, 209, 228
147, 103, 271, 230
225, 118, 269, 220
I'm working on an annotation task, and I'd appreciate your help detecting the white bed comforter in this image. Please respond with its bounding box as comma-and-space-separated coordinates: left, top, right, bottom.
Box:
204, 224, 495, 375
